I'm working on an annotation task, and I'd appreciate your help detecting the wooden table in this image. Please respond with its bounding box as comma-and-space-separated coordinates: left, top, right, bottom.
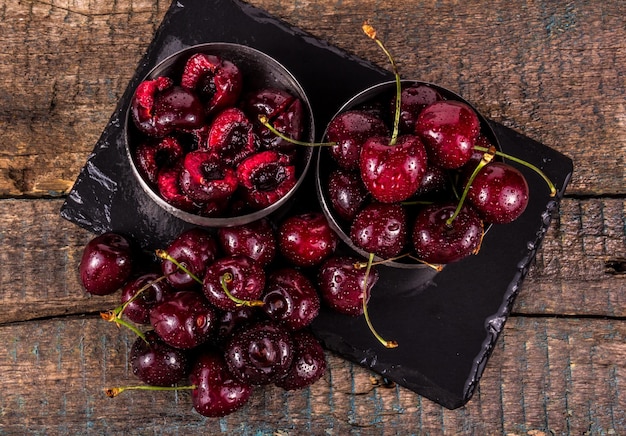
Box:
1, 0, 624, 434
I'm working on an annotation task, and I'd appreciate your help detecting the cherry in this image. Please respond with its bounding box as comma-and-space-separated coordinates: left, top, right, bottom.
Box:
414, 100, 481, 169
156, 161, 198, 213
189, 349, 253, 417
181, 53, 243, 116
134, 136, 184, 185
160, 228, 219, 291
130, 76, 175, 137
120, 272, 174, 325
79, 232, 134, 296
217, 218, 277, 267
326, 168, 369, 222
236, 150, 296, 209
414, 164, 448, 198
359, 134, 428, 203
130, 330, 190, 386
317, 255, 379, 316
207, 107, 258, 166
261, 268, 320, 331
275, 330, 326, 391
224, 321, 294, 386
325, 110, 389, 170
277, 212, 338, 267
392, 83, 443, 134
214, 306, 258, 346
412, 202, 484, 264
179, 150, 239, 202
149, 290, 216, 349
466, 161, 529, 224
202, 255, 265, 311
350, 202, 408, 259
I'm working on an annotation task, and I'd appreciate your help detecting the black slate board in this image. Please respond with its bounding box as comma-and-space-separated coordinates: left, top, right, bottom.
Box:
60, 0, 574, 409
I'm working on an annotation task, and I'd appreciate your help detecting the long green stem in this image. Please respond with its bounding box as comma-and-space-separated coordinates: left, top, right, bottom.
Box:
117, 275, 167, 318
105, 384, 196, 398
258, 115, 336, 147
156, 249, 203, 285
474, 145, 557, 197
446, 151, 494, 225
361, 252, 398, 349
100, 311, 147, 343
220, 273, 264, 307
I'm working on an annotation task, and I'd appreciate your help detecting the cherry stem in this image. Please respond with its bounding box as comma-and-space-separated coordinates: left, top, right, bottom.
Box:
257, 115, 336, 147
155, 249, 203, 285
116, 275, 168, 318
100, 311, 147, 343
219, 273, 264, 307
406, 255, 445, 271
446, 147, 496, 226
363, 21, 401, 146
105, 384, 196, 398
473, 145, 557, 197
361, 252, 398, 349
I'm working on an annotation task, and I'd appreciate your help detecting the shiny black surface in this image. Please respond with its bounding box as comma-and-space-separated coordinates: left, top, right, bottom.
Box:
60, 0, 573, 409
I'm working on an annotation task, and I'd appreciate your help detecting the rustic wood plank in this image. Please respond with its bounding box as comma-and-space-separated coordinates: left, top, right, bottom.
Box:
0, 315, 624, 434
0, 0, 624, 197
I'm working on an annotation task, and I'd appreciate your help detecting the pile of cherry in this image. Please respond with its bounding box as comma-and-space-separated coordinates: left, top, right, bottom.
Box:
79, 212, 382, 417
129, 51, 305, 216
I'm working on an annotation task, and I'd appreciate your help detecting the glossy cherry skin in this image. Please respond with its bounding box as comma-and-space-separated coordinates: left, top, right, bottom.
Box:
189, 350, 253, 418
217, 218, 277, 267
467, 162, 529, 224
415, 100, 481, 169
130, 330, 190, 386
202, 255, 265, 311
79, 232, 134, 296
325, 110, 389, 171
149, 290, 216, 349
214, 306, 258, 346
277, 212, 338, 267
160, 228, 219, 291
157, 161, 198, 213
262, 268, 320, 331
412, 202, 484, 264
317, 255, 380, 316
392, 84, 443, 134
131, 76, 175, 137
326, 169, 369, 222
359, 134, 429, 203
181, 53, 243, 116
179, 150, 239, 202
120, 272, 174, 325
350, 202, 408, 259
207, 107, 258, 166
135, 136, 184, 185
275, 330, 327, 391
224, 321, 294, 386
236, 150, 296, 209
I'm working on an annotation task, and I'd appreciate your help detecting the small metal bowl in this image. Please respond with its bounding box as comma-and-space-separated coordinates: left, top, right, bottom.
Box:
124, 43, 315, 227
316, 80, 500, 269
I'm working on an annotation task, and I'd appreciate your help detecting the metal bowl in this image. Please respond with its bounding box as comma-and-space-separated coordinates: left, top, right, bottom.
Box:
124, 43, 314, 227
316, 80, 500, 269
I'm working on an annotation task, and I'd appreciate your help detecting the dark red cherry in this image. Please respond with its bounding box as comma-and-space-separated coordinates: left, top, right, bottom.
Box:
79, 232, 134, 296
317, 255, 379, 316
202, 255, 265, 311
207, 107, 258, 166
236, 150, 296, 209
160, 228, 219, 291
275, 330, 327, 390
326, 169, 369, 222
130, 330, 190, 386
224, 321, 294, 386
359, 134, 429, 203
179, 150, 238, 202
262, 268, 320, 331
392, 84, 443, 134
130, 76, 175, 137
135, 136, 184, 185
415, 100, 481, 169
189, 350, 253, 417
181, 53, 243, 116
412, 202, 484, 264
277, 212, 338, 267
153, 86, 205, 132
350, 202, 408, 259
157, 161, 198, 213
149, 290, 216, 349
414, 165, 448, 198
217, 218, 277, 267
325, 110, 389, 171
467, 162, 529, 224
120, 272, 174, 325
214, 306, 258, 345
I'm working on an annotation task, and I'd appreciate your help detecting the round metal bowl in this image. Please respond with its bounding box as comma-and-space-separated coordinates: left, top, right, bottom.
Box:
316, 80, 500, 269
124, 43, 315, 227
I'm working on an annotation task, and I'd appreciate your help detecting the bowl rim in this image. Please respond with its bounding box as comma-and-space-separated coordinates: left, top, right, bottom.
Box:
316, 79, 500, 269
124, 42, 315, 228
